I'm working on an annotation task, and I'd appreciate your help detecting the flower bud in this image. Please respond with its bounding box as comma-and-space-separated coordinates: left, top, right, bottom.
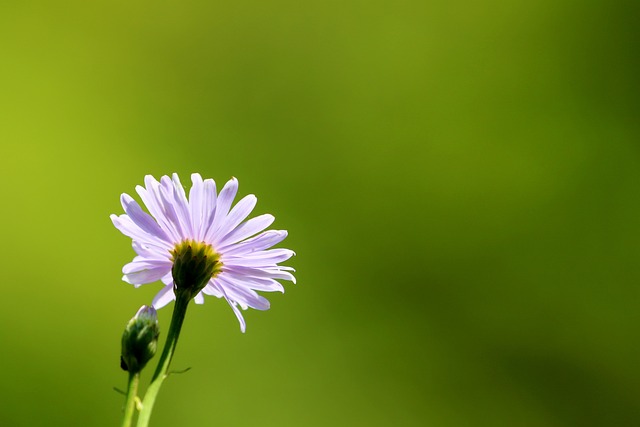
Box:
120, 305, 159, 374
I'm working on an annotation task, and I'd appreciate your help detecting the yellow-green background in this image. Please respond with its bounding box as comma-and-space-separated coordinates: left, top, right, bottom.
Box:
1, 0, 639, 426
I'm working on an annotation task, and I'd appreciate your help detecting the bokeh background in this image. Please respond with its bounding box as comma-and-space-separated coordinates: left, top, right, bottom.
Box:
1, 0, 639, 426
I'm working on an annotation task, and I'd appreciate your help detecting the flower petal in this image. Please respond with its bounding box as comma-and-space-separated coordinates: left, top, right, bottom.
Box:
223, 274, 285, 293
222, 230, 288, 255
217, 214, 275, 249
111, 214, 168, 250
152, 283, 176, 308
194, 292, 205, 304
159, 176, 188, 239
224, 265, 296, 283
227, 298, 247, 333
204, 178, 238, 241
132, 241, 169, 259
120, 194, 171, 242
199, 178, 218, 241
223, 248, 295, 266
171, 173, 194, 237
137, 176, 181, 242
217, 275, 270, 310
123, 265, 169, 286
213, 280, 247, 333
202, 280, 224, 298
212, 194, 257, 246
122, 258, 172, 275
188, 173, 204, 240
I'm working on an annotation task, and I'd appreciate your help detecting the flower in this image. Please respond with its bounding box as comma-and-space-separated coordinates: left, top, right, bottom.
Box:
111, 173, 295, 332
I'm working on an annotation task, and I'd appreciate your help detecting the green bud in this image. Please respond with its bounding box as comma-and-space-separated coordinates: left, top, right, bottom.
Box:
120, 305, 159, 374
171, 239, 222, 299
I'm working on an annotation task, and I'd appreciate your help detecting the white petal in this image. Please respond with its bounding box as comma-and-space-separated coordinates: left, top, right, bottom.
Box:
202, 281, 224, 298
171, 173, 194, 237
160, 271, 173, 284
159, 176, 188, 239
222, 230, 288, 255
137, 176, 181, 242
123, 265, 169, 285
211, 194, 257, 246
217, 214, 275, 249
224, 265, 296, 283
189, 173, 204, 240
111, 214, 168, 250
120, 194, 170, 242
199, 178, 218, 241
204, 178, 238, 241
224, 274, 285, 293
152, 284, 176, 308
217, 275, 270, 310
223, 248, 295, 266
227, 298, 247, 333
122, 258, 172, 274
132, 241, 170, 259
194, 292, 205, 304
216, 281, 247, 333
137, 177, 171, 234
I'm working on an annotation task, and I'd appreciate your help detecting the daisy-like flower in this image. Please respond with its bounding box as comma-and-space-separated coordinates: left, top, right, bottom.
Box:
111, 173, 295, 332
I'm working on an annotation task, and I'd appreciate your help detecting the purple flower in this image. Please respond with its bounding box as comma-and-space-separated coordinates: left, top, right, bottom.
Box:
111, 173, 295, 332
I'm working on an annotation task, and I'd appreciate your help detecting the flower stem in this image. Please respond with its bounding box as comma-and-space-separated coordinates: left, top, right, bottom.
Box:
136, 291, 191, 427
121, 371, 140, 427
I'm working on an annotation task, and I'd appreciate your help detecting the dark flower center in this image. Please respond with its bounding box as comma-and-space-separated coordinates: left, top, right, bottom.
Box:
170, 240, 222, 298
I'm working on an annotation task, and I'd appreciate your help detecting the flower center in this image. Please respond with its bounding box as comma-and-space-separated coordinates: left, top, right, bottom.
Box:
170, 240, 222, 297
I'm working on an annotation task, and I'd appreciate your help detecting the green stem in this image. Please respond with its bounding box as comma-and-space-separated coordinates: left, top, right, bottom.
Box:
121, 371, 140, 427
136, 291, 191, 427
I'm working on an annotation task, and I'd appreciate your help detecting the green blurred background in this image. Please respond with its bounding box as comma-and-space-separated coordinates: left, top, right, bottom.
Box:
1, 0, 639, 425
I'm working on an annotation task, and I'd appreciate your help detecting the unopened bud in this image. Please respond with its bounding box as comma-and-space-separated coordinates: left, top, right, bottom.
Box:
120, 305, 159, 374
